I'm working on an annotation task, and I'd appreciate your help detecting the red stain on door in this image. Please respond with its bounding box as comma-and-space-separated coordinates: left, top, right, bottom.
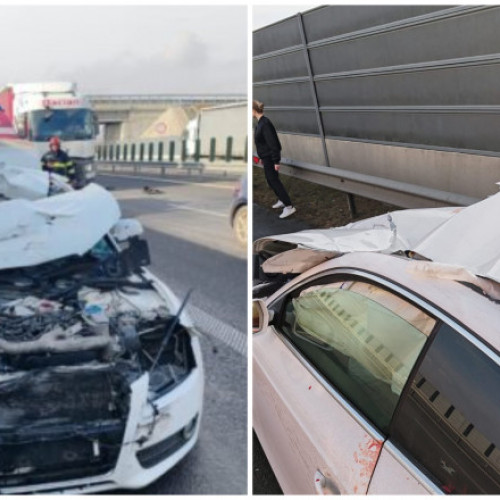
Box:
353, 438, 383, 481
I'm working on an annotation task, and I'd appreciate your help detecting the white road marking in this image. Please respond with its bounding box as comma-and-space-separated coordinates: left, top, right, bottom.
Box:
168, 202, 227, 218
189, 305, 247, 357
99, 172, 235, 190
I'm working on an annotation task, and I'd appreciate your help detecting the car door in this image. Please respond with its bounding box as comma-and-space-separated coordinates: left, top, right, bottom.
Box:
370, 321, 500, 494
253, 271, 437, 494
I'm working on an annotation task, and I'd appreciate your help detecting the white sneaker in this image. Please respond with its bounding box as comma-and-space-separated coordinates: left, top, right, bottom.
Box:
279, 206, 296, 219
272, 200, 285, 209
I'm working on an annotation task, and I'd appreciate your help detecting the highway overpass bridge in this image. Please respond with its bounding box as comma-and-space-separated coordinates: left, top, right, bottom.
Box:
89, 94, 246, 143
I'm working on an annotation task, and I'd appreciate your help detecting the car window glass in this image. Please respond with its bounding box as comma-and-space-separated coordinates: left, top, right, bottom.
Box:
280, 279, 434, 433
391, 323, 500, 494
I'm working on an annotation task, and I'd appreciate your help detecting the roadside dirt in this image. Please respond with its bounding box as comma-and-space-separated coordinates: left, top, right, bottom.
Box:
253, 167, 400, 229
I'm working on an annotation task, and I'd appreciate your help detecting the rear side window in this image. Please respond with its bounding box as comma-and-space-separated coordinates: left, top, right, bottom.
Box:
391, 323, 500, 494
279, 279, 435, 433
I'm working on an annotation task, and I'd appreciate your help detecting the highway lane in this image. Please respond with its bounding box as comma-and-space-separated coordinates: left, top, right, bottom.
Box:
95, 173, 247, 495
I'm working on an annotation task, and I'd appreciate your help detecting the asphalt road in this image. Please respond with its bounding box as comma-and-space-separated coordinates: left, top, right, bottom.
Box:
95, 173, 247, 495
252, 203, 312, 495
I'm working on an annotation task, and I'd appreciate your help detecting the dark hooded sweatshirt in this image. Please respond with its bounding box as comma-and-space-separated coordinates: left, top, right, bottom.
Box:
254, 115, 281, 164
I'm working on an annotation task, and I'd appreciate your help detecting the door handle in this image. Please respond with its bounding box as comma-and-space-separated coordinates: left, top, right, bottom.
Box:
314, 469, 340, 495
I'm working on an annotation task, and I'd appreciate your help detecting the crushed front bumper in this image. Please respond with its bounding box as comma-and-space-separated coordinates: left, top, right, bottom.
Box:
0, 336, 204, 494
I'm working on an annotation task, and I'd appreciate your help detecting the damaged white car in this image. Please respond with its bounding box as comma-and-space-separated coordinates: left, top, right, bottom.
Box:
253, 194, 500, 495
0, 167, 203, 493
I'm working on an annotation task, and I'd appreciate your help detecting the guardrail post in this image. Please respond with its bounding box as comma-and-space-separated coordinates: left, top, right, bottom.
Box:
131, 144, 136, 162
139, 143, 144, 162
158, 142, 164, 162
116, 144, 120, 161
109, 144, 114, 161
169, 141, 175, 162
225, 136, 233, 162
347, 193, 357, 218
148, 142, 154, 162
194, 139, 201, 162
181, 140, 187, 162
123, 144, 128, 161
209, 138, 216, 162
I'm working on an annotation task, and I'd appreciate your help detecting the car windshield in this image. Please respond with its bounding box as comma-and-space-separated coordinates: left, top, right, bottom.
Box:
29, 108, 94, 142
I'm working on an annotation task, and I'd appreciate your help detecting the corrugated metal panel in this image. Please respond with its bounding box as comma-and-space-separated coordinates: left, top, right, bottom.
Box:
301, 5, 448, 42
253, 16, 302, 56
253, 5, 500, 205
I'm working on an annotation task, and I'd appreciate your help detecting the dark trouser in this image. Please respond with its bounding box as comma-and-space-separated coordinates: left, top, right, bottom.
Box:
262, 157, 292, 207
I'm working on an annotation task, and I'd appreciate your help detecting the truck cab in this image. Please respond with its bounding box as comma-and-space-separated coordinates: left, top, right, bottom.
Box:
0, 82, 99, 184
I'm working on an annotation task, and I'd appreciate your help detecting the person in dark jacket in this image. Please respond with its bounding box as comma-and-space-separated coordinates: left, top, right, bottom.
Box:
253, 100, 296, 218
41, 136, 76, 184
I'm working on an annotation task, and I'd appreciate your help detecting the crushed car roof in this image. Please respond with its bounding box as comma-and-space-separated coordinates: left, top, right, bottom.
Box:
254, 191, 500, 285
0, 183, 120, 270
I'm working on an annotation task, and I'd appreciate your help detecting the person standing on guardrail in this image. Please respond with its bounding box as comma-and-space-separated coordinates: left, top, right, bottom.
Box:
253, 100, 296, 219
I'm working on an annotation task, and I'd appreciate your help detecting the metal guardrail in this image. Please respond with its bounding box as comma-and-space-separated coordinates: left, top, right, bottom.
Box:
96, 160, 205, 175
254, 156, 480, 210
97, 136, 246, 164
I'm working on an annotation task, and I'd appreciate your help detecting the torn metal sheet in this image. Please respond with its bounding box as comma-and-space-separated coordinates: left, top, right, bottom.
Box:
254, 207, 458, 255
0, 163, 69, 200
407, 261, 500, 301
0, 183, 120, 270
262, 248, 338, 274
414, 192, 500, 284
255, 193, 500, 285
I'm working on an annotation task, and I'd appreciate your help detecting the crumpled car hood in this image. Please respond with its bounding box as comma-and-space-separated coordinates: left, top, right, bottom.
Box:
0, 163, 69, 200
0, 140, 70, 200
0, 183, 120, 270
254, 206, 459, 254
254, 191, 500, 284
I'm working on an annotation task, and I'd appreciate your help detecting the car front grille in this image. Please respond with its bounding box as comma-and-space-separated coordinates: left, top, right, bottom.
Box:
136, 415, 198, 469
0, 423, 124, 487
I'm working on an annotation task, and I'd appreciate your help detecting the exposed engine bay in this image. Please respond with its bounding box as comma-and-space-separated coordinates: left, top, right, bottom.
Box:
0, 236, 196, 486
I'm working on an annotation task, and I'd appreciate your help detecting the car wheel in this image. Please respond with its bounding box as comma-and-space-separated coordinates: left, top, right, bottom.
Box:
233, 205, 247, 246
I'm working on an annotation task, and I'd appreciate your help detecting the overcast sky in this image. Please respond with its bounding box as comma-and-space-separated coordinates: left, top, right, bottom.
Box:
0, 6, 247, 95
253, 5, 316, 30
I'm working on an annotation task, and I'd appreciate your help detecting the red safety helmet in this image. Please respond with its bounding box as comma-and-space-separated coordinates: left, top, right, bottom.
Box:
49, 136, 61, 148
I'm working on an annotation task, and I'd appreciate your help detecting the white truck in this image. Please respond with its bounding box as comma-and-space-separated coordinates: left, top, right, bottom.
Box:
0, 81, 99, 182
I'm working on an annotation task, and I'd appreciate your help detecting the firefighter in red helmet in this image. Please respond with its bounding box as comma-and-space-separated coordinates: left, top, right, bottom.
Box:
41, 137, 76, 185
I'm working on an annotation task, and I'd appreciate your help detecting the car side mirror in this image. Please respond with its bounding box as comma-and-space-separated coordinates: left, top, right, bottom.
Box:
253, 299, 271, 334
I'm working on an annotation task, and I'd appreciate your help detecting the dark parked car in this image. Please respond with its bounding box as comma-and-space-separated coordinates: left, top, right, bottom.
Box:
230, 174, 247, 246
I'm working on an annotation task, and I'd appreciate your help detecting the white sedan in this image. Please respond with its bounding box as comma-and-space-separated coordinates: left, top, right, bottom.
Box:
253, 193, 500, 494
0, 164, 203, 493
